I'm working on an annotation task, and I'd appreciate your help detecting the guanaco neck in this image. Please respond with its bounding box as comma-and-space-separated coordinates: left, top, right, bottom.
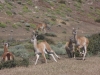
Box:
4, 45, 8, 53
73, 33, 78, 44
33, 38, 38, 52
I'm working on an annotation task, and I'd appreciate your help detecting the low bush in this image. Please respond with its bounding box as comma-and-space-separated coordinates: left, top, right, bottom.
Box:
23, 5, 31, 13
45, 33, 57, 37
87, 33, 100, 55
95, 18, 100, 23
37, 34, 55, 44
6, 10, 13, 16
0, 58, 29, 70
0, 60, 16, 69
0, 22, 6, 28
51, 42, 66, 55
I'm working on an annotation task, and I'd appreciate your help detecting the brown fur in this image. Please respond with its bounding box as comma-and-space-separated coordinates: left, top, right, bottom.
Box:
35, 23, 48, 33
76, 36, 89, 49
72, 28, 89, 60
2, 43, 14, 62
31, 31, 59, 65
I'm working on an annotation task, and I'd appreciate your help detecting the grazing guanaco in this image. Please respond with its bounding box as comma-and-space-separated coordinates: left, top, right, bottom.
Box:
2, 43, 14, 62
72, 28, 89, 60
31, 30, 60, 65
35, 23, 50, 34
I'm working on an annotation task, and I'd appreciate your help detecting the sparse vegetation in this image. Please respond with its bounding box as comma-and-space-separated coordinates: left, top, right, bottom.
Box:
22, 5, 31, 13
12, 24, 18, 29
6, 10, 13, 16
0, 4, 4, 10
0, 22, 6, 28
74, 2, 81, 9
25, 27, 30, 31
30, 23, 36, 29
6, 3, 13, 10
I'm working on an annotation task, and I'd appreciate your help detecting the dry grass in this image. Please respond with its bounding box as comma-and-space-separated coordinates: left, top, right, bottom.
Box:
0, 56, 100, 75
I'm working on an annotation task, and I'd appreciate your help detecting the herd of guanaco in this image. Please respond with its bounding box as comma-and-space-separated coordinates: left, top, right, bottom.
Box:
1, 22, 89, 65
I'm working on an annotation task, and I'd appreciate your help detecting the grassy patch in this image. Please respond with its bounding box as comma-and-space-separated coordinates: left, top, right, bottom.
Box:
27, 0, 34, 6
74, 2, 81, 9
25, 27, 30, 31
0, 4, 4, 10
30, 23, 36, 29
6, 3, 13, 10
0, 22, 6, 28
66, 7, 72, 12
95, 8, 100, 16
12, 23, 18, 29
87, 14, 96, 19
55, 9, 61, 15
6, 10, 13, 16
23, 5, 31, 13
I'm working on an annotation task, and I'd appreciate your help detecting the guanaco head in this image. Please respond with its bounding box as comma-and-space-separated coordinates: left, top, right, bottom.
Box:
4, 43, 9, 48
31, 30, 38, 42
72, 28, 77, 35
72, 28, 79, 35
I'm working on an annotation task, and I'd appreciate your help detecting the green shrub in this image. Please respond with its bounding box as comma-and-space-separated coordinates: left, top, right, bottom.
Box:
37, 34, 55, 44
74, 2, 81, 8
12, 23, 18, 29
10, 44, 29, 58
88, 33, 100, 55
15, 58, 29, 67
0, 58, 29, 70
66, 7, 72, 12
25, 23, 30, 27
27, 0, 33, 6
24, 43, 34, 49
0, 4, 4, 10
6, 3, 13, 10
45, 33, 57, 37
0, 23, 6, 28
51, 43, 66, 55
23, 5, 31, 13
6, 10, 13, 16
0, 60, 16, 69
58, 0, 66, 4
25, 27, 30, 31
16, 22, 22, 27
95, 18, 100, 23
30, 23, 36, 29
76, 0, 82, 3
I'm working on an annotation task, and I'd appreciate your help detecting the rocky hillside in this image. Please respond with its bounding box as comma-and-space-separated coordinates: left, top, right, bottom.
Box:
0, 0, 100, 42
